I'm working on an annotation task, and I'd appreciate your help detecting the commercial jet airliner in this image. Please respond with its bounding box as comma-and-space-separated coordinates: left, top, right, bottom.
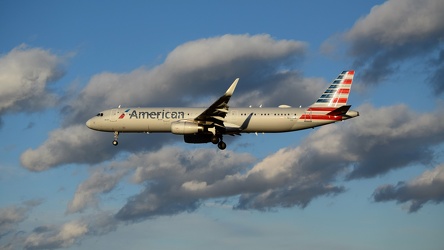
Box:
86, 70, 359, 150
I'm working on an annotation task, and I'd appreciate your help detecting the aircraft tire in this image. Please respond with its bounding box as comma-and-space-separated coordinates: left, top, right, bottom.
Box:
211, 135, 219, 144
217, 141, 226, 150
112, 140, 118, 146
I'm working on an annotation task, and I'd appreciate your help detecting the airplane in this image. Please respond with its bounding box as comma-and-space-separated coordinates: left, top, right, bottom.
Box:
86, 70, 359, 150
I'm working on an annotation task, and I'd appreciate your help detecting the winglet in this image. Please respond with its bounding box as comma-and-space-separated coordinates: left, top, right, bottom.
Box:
225, 78, 239, 97
194, 78, 239, 123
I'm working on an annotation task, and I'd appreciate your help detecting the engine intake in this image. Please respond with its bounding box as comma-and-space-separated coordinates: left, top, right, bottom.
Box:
171, 121, 203, 135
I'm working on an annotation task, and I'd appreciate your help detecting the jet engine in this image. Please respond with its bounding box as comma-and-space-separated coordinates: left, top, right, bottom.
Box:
171, 121, 203, 135
184, 134, 213, 143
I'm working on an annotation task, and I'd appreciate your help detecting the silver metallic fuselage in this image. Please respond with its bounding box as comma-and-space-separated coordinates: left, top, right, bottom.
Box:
86, 107, 358, 134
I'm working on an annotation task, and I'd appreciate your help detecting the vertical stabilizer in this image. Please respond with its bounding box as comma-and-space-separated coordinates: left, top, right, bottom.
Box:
311, 70, 354, 108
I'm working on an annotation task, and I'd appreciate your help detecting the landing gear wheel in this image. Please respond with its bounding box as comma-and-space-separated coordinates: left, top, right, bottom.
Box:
113, 131, 119, 146
217, 141, 226, 150
211, 135, 220, 144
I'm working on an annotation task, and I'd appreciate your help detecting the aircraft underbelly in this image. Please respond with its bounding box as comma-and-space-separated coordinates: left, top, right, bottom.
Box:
112, 119, 171, 132
242, 118, 294, 132
291, 120, 335, 130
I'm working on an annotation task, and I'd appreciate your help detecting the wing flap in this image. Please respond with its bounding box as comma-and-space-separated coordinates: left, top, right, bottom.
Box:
216, 108, 229, 113
210, 116, 225, 122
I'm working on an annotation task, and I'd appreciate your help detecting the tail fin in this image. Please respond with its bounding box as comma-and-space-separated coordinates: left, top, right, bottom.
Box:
311, 70, 354, 108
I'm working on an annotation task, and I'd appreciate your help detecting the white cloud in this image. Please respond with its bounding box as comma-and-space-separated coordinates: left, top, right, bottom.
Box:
344, 104, 444, 179
338, 0, 444, 89
181, 180, 208, 191
0, 45, 65, 115
204, 105, 444, 210
114, 147, 255, 221
21, 34, 313, 171
43, 102, 441, 223
163, 34, 306, 75
63, 34, 307, 126
373, 164, 444, 212
230, 72, 326, 108
115, 104, 444, 216
24, 221, 88, 250
4, 211, 119, 250
346, 0, 444, 46
67, 167, 129, 214
20, 124, 110, 171
14, 102, 444, 247
0, 200, 42, 248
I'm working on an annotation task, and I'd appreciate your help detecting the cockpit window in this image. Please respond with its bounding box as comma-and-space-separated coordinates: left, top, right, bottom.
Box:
96, 113, 104, 117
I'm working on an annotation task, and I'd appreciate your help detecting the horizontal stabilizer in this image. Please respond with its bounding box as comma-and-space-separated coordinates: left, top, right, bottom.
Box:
224, 122, 242, 133
326, 105, 351, 116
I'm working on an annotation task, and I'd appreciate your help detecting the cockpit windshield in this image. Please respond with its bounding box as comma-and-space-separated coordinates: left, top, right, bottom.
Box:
96, 113, 104, 117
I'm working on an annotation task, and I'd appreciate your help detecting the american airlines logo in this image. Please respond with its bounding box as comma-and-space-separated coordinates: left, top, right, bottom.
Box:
127, 109, 185, 119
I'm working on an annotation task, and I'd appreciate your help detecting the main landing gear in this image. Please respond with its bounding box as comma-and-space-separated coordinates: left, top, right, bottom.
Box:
111, 131, 227, 150
218, 141, 227, 150
112, 131, 119, 146
211, 134, 227, 150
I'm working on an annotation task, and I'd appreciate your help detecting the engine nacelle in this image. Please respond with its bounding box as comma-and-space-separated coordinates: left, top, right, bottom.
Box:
171, 121, 203, 135
184, 134, 212, 143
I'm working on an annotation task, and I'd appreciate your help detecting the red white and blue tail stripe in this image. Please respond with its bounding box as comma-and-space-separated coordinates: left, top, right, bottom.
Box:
311, 70, 354, 108
300, 70, 355, 121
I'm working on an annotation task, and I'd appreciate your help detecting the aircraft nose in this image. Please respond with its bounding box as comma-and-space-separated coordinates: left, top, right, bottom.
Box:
86, 119, 92, 128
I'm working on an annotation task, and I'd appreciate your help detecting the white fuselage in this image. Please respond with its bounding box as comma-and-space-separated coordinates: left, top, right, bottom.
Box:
86, 106, 358, 134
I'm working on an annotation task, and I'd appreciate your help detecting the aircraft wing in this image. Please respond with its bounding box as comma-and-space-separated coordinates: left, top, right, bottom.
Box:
194, 78, 239, 128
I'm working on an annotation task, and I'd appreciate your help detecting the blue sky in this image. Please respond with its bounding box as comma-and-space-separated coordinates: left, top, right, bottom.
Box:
1, 0, 444, 249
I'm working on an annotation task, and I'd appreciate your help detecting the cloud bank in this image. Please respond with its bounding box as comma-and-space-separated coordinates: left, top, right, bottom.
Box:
6, 28, 444, 249
63, 34, 308, 126
0, 200, 42, 250
342, 0, 444, 92
20, 34, 323, 171
373, 164, 444, 212
62, 105, 444, 224
0, 45, 65, 126
24, 220, 88, 250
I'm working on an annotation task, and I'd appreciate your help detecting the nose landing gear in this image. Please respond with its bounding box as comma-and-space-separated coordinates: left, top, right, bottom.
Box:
112, 131, 119, 146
